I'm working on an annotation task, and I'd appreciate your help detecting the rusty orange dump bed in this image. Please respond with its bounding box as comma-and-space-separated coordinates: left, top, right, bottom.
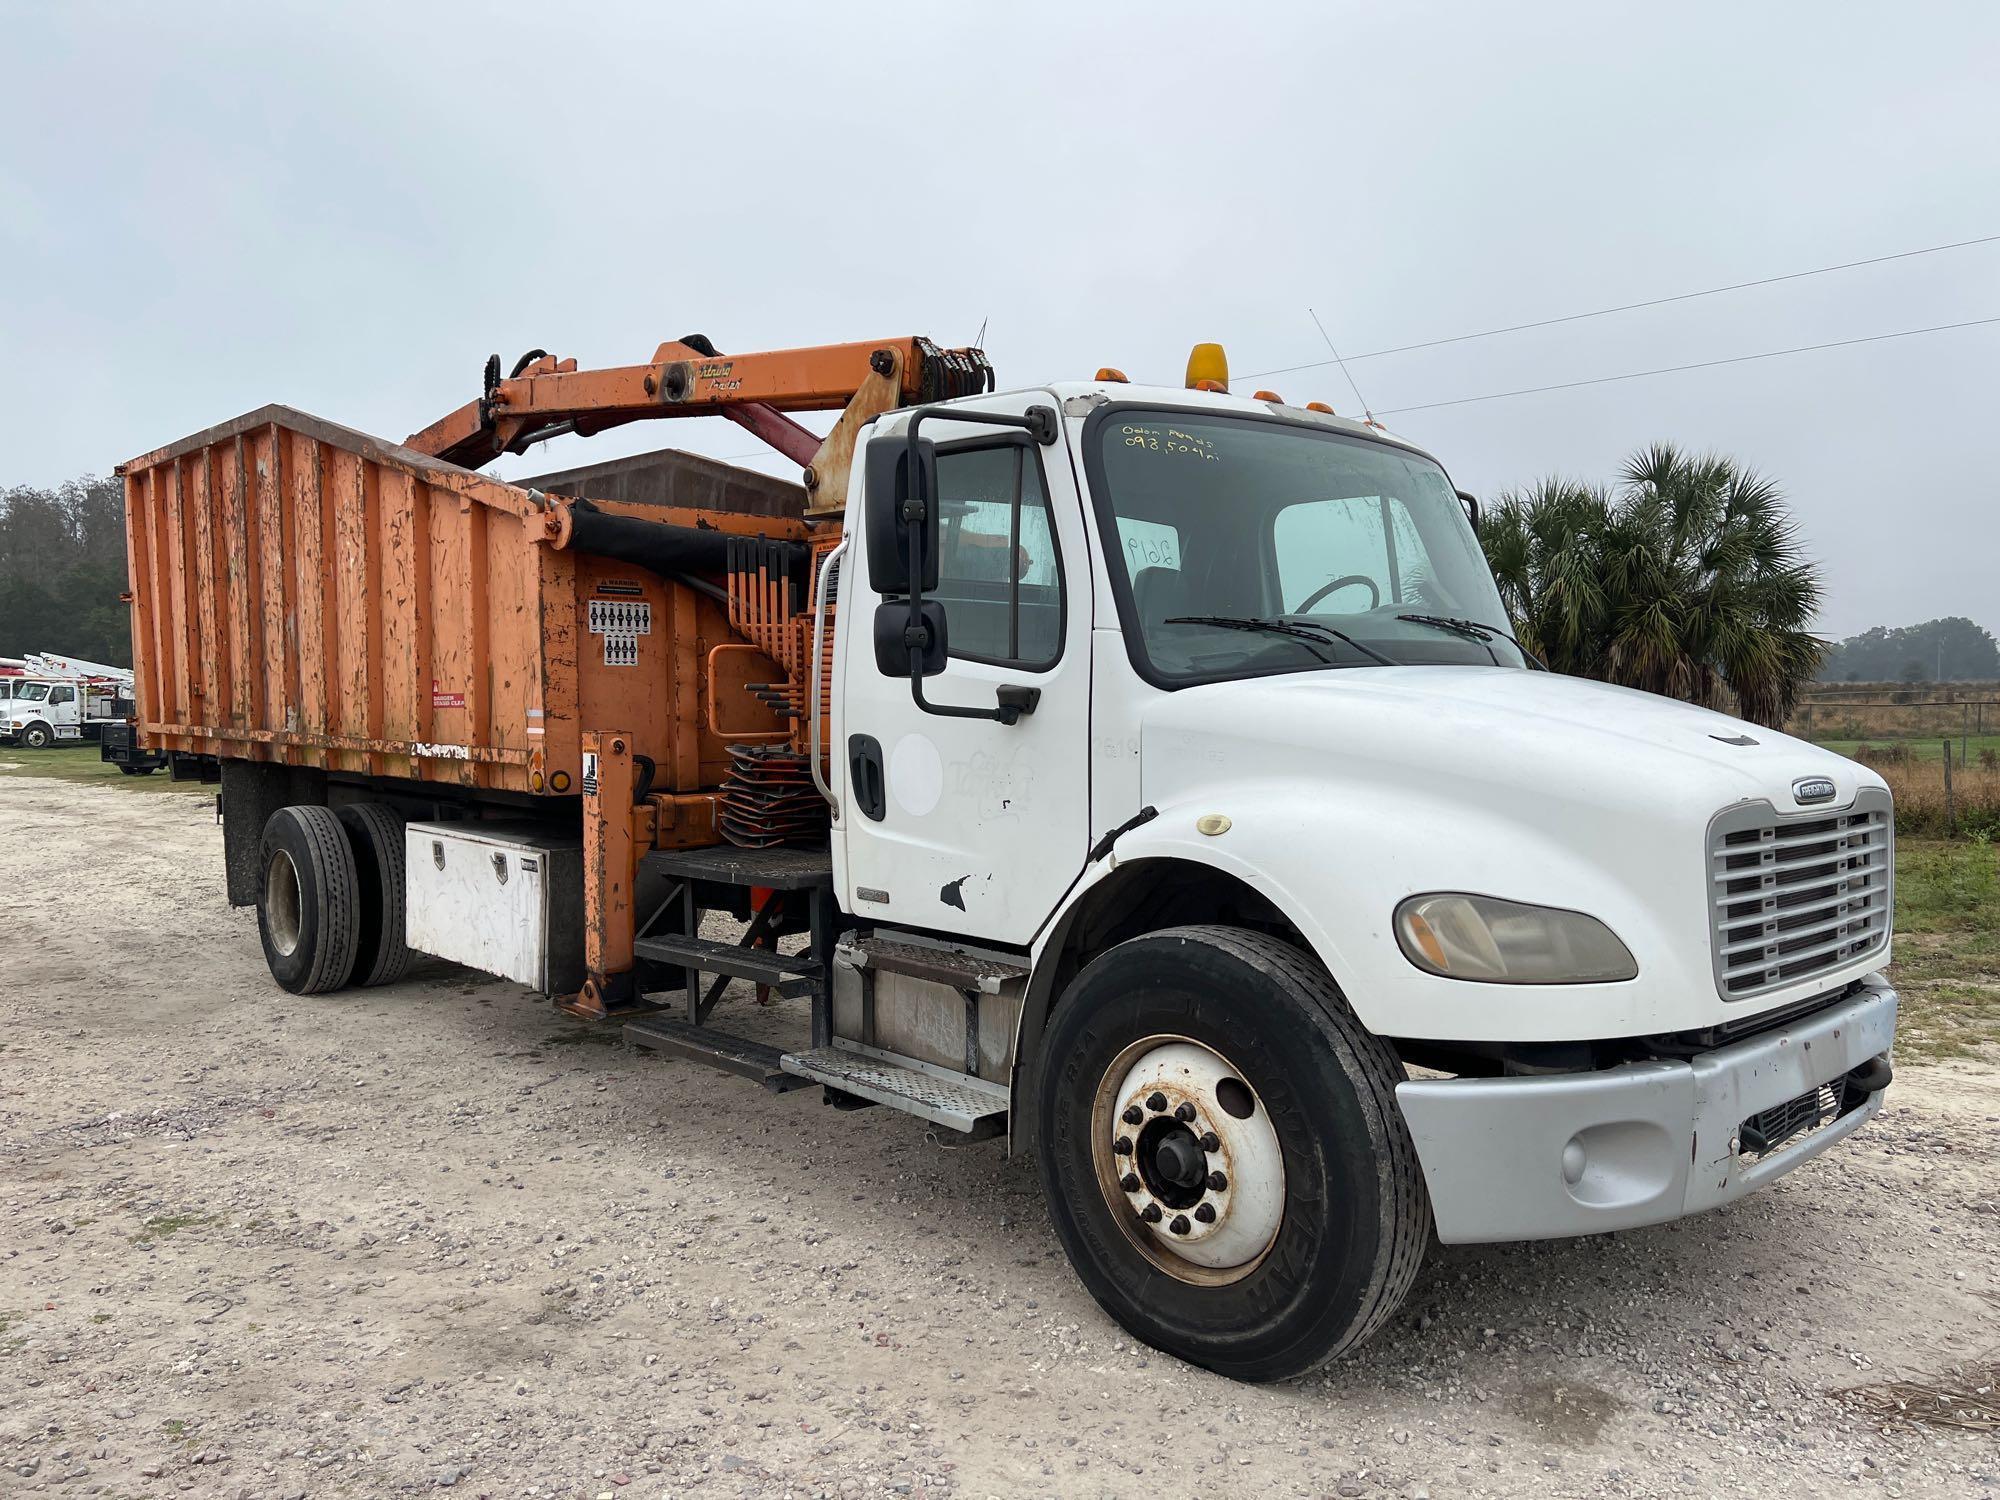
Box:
119, 405, 805, 801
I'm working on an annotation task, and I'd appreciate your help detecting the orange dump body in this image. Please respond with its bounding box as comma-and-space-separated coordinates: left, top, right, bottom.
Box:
119, 404, 811, 814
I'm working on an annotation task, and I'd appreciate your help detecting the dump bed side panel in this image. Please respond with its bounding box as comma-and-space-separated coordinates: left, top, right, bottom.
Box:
121, 405, 560, 793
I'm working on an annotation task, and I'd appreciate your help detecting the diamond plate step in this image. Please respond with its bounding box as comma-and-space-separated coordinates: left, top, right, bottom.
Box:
837, 936, 1028, 994
780, 1045, 1008, 1136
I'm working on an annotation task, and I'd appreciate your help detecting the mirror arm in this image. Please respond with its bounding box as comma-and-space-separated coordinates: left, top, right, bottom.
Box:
898, 402, 1059, 726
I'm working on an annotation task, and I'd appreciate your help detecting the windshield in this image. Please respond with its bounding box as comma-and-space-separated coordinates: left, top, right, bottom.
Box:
1089, 410, 1524, 684
12, 682, 50, 702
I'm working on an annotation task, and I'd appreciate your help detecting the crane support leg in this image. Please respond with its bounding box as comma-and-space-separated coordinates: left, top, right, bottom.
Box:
567, 729, 639, 1020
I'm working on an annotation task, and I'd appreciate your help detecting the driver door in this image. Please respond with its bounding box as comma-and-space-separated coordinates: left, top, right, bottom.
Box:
833, 396, 1092, 947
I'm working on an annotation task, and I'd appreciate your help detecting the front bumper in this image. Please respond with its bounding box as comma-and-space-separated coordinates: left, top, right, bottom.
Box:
1396, 976, 1898, 1244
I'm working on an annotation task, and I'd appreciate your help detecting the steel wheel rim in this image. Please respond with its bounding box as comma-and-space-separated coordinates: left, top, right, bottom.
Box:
1090, 1034, 1286, 1287
265, 848, 303, 957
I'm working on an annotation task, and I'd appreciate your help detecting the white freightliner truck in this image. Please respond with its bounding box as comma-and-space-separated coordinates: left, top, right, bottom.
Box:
130, 343, 1899, 1382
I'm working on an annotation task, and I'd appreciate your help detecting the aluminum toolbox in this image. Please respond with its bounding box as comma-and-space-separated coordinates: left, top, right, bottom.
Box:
404, 821, 584, 993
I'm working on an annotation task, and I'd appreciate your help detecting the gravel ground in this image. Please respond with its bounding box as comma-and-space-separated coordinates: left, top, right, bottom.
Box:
2, 774, 1995, 1500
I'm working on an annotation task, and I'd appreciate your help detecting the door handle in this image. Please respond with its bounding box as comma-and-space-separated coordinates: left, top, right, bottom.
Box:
848, 734, 886, 821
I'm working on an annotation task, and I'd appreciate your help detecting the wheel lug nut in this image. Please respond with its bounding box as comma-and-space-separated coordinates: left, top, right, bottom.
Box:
1120, 1173, 1141, 1192
1200, 1132, 1220, 1152
1141, 1203, 1163, 1223
1194, 1203, 1217, 1223
1207, 1170, 1228, 1191
1147, 1091, 1167, 1112
1169, 1214, 1191, 1235
1122, 1105, 1143, 1125
1174, 1102, 1196, 1122
1114, 1137, 1132, 1155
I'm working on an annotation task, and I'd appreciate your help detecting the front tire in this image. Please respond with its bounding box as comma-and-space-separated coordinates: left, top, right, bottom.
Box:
19, 722, 54, 750
257, 805, 361, 994
1035, 925, 1429, 1381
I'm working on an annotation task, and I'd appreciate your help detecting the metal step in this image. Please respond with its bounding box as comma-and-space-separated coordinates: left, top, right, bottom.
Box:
781, 1044, 1008, 1137
633, 934, 821, 997
622, 1015, 817, 1092
837, 936, 1028, 994
640, 843, 833, 891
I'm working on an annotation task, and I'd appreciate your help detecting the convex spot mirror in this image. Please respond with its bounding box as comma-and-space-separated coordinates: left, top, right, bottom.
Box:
873, 599, 949, 678
864, 435, 940, 595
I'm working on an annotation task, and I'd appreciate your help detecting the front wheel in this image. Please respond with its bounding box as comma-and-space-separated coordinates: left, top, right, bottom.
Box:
1035, 925, 1430, 1381
19, 722, 54, 750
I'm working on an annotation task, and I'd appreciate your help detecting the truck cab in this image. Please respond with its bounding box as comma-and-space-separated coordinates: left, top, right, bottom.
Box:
0, 678, 85, 747
816, 374, 1895, 1376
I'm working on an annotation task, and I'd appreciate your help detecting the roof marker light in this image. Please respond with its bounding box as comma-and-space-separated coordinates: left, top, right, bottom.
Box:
1305, 401, 1336, 414
1185, 343, 1229, 392
1252, 389, 1283, 404
1095, 367, 1130, 383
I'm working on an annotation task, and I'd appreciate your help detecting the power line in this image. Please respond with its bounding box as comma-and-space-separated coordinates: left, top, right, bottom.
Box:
1373, 315, 2000, 416
1242, 232, 2000, 380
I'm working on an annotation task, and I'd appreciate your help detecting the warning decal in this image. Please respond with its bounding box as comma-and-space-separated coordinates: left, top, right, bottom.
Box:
588, 599, 649, 668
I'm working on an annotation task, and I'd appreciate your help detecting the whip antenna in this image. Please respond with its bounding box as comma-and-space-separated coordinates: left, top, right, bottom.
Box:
1309, 307, 1375, 423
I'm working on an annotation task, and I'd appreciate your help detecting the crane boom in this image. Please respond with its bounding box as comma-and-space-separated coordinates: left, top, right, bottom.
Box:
406, 334, 991, 514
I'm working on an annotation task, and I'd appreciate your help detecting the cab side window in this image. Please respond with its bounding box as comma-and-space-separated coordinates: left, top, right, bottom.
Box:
932, 442, 1063, 669
49, 685, 75, 705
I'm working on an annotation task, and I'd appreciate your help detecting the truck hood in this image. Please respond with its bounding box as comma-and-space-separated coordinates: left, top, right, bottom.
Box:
1138, 665, 1868, 822
1129, 666, 1888, 1042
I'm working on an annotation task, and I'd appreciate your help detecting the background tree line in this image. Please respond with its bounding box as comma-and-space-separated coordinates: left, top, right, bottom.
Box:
1817, 616, 2000, 684
0, 475, 133, 667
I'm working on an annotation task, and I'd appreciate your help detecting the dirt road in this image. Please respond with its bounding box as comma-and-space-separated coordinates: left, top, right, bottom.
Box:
2, 774, 1995, 1499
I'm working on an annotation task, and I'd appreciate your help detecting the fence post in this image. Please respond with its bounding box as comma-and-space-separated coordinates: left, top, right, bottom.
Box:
1943, 738, 1955, 835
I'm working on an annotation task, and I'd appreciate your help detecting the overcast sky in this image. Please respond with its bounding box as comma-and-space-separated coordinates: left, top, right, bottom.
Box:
3, 2, 1994, 640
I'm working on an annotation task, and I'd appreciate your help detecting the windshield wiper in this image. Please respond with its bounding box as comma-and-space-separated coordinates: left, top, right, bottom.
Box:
1395, 613, 1548, 670
1166, 615, 1399, 667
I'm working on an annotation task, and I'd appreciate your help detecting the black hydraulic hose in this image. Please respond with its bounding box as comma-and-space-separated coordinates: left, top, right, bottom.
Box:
564, 498, 807, 601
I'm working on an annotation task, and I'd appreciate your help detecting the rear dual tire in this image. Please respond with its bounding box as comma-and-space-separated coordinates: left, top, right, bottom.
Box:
258, 806, 361, 994
1035, 925, 1430, 1382
256, 803, 412, 994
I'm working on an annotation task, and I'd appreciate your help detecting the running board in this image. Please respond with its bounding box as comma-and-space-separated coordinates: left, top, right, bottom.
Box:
623, 1015, 817, 1093
781, 1044, 1008, 1138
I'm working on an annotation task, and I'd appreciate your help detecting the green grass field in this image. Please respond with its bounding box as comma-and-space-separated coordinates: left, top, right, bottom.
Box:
0, 743, 202, 793
1808, 733, 2000, 764
1889, 836, 2000, 1061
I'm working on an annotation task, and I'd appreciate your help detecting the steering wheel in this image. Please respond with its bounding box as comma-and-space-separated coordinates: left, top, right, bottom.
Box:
1297, 574, 1381, 612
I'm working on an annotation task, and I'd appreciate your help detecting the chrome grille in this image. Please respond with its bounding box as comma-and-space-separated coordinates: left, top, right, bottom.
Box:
1708, 788, 1892, 1001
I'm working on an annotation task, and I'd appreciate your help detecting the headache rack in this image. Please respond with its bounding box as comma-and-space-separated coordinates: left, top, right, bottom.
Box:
1708, 788, 1893, 1002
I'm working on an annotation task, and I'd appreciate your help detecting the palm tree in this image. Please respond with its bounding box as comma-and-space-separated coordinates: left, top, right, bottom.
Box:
1480, 443, 1825, 727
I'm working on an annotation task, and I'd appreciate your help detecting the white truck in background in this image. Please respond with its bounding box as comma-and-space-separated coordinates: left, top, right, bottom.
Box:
0, 653, 134, 749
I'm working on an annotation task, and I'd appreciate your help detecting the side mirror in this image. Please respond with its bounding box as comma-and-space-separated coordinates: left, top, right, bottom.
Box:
873, 600, 948, 677
864, 435, 940, 595
1455, 489, 1480, 534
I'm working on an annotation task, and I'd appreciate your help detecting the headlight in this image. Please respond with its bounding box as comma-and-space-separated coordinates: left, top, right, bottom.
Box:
1394, 893, 1637, 984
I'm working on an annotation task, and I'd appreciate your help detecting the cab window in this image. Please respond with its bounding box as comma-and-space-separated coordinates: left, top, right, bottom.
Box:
932, 442, 1063, 669
49, 685, 76, 705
